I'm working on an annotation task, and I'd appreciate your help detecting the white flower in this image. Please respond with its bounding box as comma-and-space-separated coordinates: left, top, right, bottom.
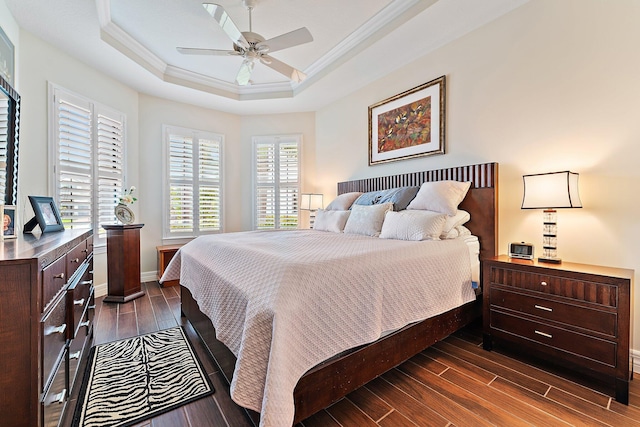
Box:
119, 186, 138, 205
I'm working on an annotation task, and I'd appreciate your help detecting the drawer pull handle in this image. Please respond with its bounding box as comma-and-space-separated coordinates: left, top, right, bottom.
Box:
82, 249, 88, 253
89, 270, 94, 275
80, 280, 93, 286
535, 330, 552, 338
69, 351, 81, 360
74, 298, 85, 306
46, 324, 67, 336
79, 320, 90, 328
47, 389, 67, 406
540, 281, 548, 286
534, 304, 553, 312
88, 305, 96, 310
53, 272, 65, 280
70, 258, 80, 263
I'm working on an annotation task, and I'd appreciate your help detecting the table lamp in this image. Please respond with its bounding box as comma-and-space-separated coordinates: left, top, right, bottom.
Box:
521, 171, 582, 263
300, 193, 323, 228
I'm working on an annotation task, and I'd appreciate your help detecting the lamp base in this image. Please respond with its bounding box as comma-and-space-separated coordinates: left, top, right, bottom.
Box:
538, 256, 562, 264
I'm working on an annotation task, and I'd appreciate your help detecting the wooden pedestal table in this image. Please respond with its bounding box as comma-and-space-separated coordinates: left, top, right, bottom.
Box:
103, 223, 145, 303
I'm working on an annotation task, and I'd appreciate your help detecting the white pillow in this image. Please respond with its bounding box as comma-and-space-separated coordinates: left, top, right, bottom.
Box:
380, 210, 447, 241
326, 192, 363, 210
313, 210, 351, 233
441, 210, 471, 236
406, 180, 471, 216
343, 203, 393, 237
441, 224, 473, 239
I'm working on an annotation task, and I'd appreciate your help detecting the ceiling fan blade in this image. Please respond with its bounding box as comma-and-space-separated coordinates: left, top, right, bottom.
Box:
176, 47, 238, 56
261, 55, 307, 83
202, 3, 249, 48
236, 58, 255, 86
257, 27, 313, 53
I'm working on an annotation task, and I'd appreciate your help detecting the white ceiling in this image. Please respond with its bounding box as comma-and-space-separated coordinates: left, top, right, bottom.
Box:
5, 0, 528, 115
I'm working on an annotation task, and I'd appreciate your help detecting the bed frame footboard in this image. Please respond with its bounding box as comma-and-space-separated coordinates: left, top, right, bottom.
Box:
181, 285, 481, 424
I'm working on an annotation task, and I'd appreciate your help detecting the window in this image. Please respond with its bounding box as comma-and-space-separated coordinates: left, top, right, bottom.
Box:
253, 135, 301, 229
49, 85, 125, 246
163, 125, 223, 239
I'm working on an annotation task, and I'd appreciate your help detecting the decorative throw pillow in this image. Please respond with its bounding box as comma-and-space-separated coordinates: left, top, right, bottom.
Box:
325, 192, 363, 210
313, 210, 351, 233
353, 186, 420, 211
406, 180, 472, 216
343, 203, 393, 237
379, 210, 447, 241
441, 210, 471, 236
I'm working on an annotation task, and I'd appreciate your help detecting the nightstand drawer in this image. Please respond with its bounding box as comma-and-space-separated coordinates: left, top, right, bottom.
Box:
491, 310, 617, 367
488, 266, 618, 308
490, 287, 617, 336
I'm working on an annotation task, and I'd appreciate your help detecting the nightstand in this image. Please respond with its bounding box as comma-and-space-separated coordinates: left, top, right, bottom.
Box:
157, 244, 183, 287
483, 255, 633, 404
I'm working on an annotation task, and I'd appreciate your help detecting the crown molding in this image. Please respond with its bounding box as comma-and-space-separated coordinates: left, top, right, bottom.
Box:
95, 0, 430, 100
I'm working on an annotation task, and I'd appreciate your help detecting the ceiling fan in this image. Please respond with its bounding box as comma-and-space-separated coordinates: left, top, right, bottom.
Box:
177, 0, 314, 86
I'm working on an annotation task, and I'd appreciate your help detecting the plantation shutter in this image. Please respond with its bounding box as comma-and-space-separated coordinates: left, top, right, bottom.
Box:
0, 96, 8, 203
96, 109, 124, 240
253, 136, 300, 230
51, 85, 127, 247
165, 126, 223, 238
55, 93, 93, 232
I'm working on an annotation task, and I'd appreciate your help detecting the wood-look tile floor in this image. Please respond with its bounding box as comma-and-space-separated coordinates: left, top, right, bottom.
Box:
74, 281, 640, 427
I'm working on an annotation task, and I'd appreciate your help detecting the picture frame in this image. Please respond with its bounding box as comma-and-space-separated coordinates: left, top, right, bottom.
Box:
25, 196, 65, 233
0, 26, 14, 86
369, 75, 446, 165
1, 204, 17, 239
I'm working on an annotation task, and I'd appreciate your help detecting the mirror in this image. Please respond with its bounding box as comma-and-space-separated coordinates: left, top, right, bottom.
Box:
0, 74, 20, 206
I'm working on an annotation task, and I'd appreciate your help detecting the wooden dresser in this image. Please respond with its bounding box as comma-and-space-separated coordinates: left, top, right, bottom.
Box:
483, 255, 633, 403
0, 229, 94, 427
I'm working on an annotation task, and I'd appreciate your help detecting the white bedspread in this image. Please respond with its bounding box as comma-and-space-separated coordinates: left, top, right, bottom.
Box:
161, 230, 475, 426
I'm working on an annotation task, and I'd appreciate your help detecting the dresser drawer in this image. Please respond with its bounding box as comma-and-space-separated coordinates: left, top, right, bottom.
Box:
488, 266, 618, 308
67, 240, 88, 280
41, 256, 67, 313
41, 295, 67, 392
67, 266, 92, 339
68, 314, 91, 393
491, 310, 617, 368
41, 353, 67, 427
490, 287, 617, 337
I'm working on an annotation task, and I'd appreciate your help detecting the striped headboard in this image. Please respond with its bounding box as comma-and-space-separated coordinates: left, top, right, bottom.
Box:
337, 162, 499, 260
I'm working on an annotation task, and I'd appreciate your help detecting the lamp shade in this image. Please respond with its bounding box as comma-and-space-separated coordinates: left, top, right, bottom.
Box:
300, 193, 323, 210
522, 171, 582, 209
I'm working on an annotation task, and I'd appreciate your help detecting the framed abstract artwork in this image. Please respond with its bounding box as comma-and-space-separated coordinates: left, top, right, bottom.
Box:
369, 75, 445, 165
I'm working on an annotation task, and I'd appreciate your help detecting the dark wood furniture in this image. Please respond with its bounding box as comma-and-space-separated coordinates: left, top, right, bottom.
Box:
157, 244, 183, 287
483, 255, 633, 403
0, 229, 94, 427
181, 162, 498, 424
103, 223, 145, 303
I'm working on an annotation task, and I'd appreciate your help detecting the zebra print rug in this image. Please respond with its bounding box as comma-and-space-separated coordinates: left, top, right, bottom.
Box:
72, 327, 214, 427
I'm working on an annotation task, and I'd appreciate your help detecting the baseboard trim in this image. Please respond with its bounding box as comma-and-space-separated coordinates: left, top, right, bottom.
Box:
94, 270, 158, 298
631, 349, 640, 375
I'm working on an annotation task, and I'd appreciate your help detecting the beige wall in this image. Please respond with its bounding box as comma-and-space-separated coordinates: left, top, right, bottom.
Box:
17, 29, 140, 291
316, 0, 640, 347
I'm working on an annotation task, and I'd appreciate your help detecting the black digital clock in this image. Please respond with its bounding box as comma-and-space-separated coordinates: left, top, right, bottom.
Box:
509, 242, 534, 260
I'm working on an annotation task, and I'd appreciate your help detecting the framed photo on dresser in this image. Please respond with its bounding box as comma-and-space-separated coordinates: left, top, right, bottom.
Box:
1, 204, 17, 239
24, 196, 64, 233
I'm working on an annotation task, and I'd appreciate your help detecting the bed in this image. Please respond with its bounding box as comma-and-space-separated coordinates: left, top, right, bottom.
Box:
168, 162, 498, 426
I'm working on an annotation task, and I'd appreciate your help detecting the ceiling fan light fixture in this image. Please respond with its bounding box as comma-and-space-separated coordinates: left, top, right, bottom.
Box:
236, 58, 255, 85
179, 2, 313, 86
